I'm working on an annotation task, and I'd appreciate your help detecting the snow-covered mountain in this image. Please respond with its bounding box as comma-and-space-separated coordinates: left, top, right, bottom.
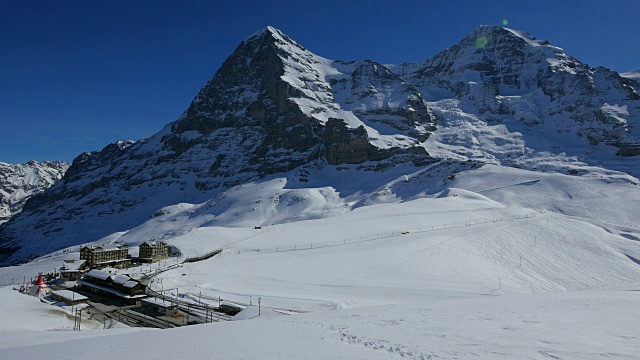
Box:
391, 26, 640, 164
0, 161, 68, 225
621, 69, 640, 80
0, 25, 639, 265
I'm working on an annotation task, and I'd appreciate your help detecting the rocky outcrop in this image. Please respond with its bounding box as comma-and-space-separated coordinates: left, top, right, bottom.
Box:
323, 118, 378, 164
0, 160, 68, 224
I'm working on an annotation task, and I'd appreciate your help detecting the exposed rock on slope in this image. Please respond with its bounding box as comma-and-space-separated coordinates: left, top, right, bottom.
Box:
0, 161, 68, 224
1, 25, 639, 265
0, 27, 434, 264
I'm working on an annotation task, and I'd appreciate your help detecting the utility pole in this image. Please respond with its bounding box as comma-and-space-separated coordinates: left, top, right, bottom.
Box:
74, 308, 83, 331
258, 297, 261, 316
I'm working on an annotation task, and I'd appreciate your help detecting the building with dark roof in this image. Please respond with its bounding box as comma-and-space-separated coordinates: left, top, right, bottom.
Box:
60, 259, 89, 281
51, 290, 88, 306
139, 241, 170, 263
80, 243, 130, 268
78, 269, 146, 303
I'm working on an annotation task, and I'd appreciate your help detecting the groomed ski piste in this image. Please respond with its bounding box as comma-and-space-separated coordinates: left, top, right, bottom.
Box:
1, 163, 639, 359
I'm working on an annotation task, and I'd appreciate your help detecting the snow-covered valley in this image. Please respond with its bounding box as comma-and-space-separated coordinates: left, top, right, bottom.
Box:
1, 163, 639, 359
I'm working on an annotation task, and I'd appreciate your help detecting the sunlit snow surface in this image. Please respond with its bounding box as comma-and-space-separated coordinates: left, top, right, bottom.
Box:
1, 163, 640, 358
2, 280, 639, 359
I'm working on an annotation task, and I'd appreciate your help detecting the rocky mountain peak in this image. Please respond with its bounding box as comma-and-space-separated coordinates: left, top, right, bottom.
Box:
400, 25, 574, 96
463, 25, 551, 48
244, 26, 300, 48
168, 25, 432, 173
389, 25, 640, 157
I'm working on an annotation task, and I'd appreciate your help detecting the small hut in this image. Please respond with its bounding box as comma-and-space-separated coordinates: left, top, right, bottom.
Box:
60, 259, 89, 281
50, 290, 89, 306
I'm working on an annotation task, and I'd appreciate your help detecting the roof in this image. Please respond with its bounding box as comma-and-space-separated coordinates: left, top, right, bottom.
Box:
141, 241, 168, 248
61, 259, 86, 271
123, 281, 140, 288
51, 290, 88, 302
111, 274, 131, 285
85, 269, 111, 281
220, 301, 245, 310
102, 243, 128, 250
82, 243, 128, 252
77, 279, 146, 299
83, 270, 141, 288
34, 275, 45, 285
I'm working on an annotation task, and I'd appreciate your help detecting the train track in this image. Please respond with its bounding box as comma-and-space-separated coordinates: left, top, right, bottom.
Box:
147, 288, 235, 323
110, 309, 177, 329
191, 292, 309, 314
177, 304, 233, 323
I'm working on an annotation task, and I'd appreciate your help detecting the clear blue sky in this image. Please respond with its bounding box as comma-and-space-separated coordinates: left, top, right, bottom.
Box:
1, 0, 638, 164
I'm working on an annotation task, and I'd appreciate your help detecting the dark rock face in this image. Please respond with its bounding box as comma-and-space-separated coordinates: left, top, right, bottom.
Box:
332, 60, 437, 143
171, 29, 323, 176
323, 118, 377, 165
0, 27, 434, 264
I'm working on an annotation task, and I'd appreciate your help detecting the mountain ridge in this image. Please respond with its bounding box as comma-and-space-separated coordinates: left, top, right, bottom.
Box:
0, 25, 639, 265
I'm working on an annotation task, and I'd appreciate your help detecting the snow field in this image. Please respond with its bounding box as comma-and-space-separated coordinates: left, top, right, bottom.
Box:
0, 164, 639, 358
146, 190, 640, 314
3, 287, 639, 359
